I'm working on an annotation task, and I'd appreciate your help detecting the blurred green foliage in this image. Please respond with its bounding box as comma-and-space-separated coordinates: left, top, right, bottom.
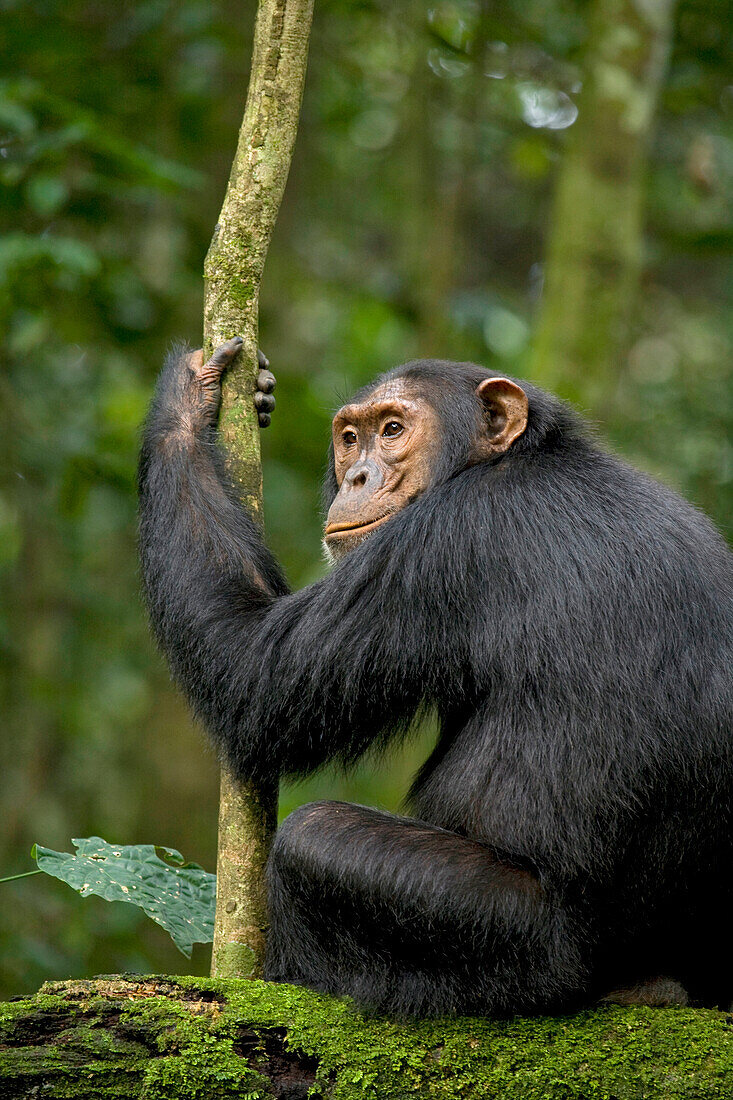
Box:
0, 0, 730, 997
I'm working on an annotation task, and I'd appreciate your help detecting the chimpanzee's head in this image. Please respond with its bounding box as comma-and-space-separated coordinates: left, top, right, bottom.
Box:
322, 360, 529, 561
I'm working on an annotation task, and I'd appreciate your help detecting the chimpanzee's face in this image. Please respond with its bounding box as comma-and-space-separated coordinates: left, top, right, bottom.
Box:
323, 371, 529, 562
324, 379, 441, 561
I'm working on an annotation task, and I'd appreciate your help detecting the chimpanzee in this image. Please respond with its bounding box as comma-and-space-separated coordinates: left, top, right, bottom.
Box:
138, 338, 732, 1018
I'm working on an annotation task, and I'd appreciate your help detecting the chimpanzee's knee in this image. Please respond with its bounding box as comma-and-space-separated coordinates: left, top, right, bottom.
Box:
268, 800, 351, 904
265, 801, 349, 984
270, 798, 339, 863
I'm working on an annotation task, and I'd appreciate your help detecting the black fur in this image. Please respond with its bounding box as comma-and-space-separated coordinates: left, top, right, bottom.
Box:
138, 349, 732, 1017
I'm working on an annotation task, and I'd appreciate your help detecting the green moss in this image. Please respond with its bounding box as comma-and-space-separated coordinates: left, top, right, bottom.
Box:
140, 1033, 268, 1100
225, 274, 256, 311
1, 977, 732, 1099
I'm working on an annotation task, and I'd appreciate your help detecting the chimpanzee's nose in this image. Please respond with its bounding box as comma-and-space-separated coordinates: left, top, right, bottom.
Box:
344, 458, 383, 491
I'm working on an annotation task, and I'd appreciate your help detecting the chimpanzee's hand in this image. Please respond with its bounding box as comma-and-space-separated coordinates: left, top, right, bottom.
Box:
182, 337, 244, 430
255, 349, 276, 429
182, 339, 275, 431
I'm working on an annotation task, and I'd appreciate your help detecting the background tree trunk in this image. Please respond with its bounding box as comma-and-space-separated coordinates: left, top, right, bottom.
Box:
204, 0, 314, 981
531, 0, 676, 411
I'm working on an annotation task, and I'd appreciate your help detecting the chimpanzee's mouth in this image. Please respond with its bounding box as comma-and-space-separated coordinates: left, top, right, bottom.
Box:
324, 514, 392, 539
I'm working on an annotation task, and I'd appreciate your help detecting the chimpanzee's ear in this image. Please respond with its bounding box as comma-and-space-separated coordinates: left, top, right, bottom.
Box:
475, 377, 529, 455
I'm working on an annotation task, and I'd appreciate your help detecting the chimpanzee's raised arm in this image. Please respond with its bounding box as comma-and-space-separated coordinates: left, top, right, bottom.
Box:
138, 341, 478, 784
138, 338, 288, 595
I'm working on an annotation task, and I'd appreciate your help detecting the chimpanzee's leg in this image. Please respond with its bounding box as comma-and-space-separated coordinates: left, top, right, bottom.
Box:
265, 801, 588, 1017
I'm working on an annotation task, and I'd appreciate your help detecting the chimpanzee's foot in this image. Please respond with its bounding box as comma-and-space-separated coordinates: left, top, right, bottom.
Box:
601, 977, 689, 1007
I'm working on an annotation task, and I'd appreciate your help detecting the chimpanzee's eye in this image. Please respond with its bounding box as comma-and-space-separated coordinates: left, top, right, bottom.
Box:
382, 421, 404, 438
342, 430, 357, 447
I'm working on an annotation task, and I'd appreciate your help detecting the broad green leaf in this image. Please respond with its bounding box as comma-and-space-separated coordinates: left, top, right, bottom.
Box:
32, 838, 215, 958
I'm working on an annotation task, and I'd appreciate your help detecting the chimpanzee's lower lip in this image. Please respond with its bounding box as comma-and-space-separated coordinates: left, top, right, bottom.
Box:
324, 514, 392, 538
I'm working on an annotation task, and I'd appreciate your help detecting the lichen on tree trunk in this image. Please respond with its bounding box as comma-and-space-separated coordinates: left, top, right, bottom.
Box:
204, 0, 314, 979
531, 0, 676, 410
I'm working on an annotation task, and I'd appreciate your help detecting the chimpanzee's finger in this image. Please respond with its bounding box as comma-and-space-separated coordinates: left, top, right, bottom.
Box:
205, 336, 243, 374
258, 412, 272, 428
254, 392, 276, 413
257, 369, 276, 394
257, 349, 270, 369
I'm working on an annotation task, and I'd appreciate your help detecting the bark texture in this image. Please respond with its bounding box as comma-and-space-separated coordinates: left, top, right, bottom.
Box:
204, 0, 314, 979
1, 977, 731, 1099
531, 0, 676, 409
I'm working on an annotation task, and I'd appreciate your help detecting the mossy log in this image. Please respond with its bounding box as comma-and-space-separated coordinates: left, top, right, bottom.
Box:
1, 977, 732, 1099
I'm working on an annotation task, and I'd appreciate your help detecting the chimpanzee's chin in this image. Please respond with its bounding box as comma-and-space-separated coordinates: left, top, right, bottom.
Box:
323, 530, 373, 565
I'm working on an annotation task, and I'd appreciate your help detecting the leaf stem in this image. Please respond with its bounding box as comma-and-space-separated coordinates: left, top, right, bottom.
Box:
0, 869, 42, 884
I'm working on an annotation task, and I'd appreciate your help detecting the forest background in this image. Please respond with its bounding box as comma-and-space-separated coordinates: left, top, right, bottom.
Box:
0, 0, 730, 998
